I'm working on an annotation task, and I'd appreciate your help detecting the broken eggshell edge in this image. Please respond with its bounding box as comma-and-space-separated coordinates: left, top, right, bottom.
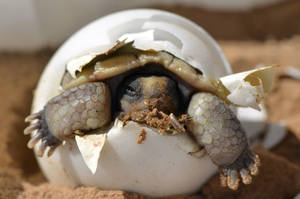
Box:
30, 9, 269, 197
220, 66, 276, 110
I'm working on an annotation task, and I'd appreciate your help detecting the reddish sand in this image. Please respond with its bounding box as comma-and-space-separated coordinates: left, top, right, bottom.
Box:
1, 5, 300, 199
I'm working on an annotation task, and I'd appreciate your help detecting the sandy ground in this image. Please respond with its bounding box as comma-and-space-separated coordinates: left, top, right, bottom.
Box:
1, 3, 300, 197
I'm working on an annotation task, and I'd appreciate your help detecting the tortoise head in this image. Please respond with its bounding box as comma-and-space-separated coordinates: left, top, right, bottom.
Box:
119, 75, 181, 115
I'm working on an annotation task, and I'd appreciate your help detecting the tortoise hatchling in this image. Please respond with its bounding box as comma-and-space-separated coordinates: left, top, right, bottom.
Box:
24, 9, 274, 196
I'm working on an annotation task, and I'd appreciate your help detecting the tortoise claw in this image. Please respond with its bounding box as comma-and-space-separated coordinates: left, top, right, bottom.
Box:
24, 121, 41, 135
27, 131, 43, 148
240, 168, 252, 184
24, 111, 61, 157
25, 111, 42, 122
227, 170, 240, 190
220, 149, 260, 190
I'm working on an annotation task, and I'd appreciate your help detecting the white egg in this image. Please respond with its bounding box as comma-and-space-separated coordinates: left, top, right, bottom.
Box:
30, 9, 275, 197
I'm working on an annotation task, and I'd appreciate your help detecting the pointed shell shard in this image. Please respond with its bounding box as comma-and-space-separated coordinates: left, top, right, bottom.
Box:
75, 134, 107, 174
67, 53, 97, 78
66, 40, 129, 79
220, 66, 276, 110
65, 29, 177, 80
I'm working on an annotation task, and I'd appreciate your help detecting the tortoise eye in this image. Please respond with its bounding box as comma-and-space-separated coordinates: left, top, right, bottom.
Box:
126, 86, 137, 97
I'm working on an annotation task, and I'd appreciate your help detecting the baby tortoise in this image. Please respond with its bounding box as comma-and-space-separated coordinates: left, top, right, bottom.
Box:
25, 41, 260, 190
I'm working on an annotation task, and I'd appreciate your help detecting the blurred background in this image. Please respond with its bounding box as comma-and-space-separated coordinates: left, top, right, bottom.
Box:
1, 0, 300, 50
1, 1, 300, 199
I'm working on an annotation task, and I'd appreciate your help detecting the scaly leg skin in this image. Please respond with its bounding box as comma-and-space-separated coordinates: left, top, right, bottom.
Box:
24, 82, 111, 157
187, 93, 260, 190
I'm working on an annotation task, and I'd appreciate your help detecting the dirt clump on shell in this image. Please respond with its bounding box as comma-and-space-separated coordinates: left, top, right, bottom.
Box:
137, 129, 147, 144
120, 108, 188, 134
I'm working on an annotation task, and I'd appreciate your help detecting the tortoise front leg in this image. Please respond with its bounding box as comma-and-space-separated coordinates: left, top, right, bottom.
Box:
187, 93, 260, 190
24, 82, 111, 157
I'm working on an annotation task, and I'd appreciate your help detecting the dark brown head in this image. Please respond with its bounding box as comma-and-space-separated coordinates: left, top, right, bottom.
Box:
119, 75, 181, 114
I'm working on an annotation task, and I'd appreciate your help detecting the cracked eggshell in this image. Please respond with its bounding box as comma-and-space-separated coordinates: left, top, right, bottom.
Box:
31, 9, 266, 197
69, 121, 215, 196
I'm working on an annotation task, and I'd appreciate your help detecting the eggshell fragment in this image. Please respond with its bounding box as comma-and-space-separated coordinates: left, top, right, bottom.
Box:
284, 66, 300, 80
220, 66, 276, 110
75, 134, 107, 174
237, 105, 267, 139
263, 122, 286, 149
